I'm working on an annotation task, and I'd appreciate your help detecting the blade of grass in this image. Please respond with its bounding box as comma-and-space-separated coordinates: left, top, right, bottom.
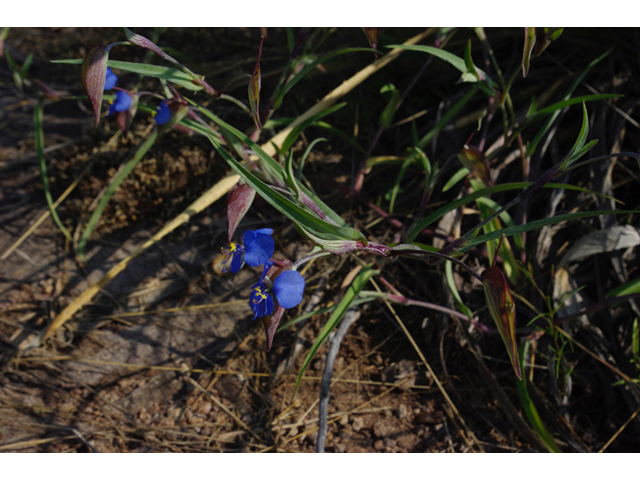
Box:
53, 59, 204, 91
406, 182, 616, 242
295, 265, 378, 393
460, 210, 640, 252
77, 129, 159, 261
34, 103, 72, 242
516, 341, 562, 452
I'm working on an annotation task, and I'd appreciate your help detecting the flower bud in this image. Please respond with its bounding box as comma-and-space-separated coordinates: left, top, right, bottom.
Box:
457, 145, 493, 187
81, 46, 109, 126
226, 181, 256, 243
481, 266, 521, 379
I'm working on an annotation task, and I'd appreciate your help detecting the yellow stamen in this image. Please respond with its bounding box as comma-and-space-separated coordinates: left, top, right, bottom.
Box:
252, 286, 269, 303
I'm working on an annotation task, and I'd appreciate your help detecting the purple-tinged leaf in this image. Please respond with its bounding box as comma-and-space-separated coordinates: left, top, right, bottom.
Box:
481, 266, 522, 380
262, 306, 285, 352
534, 28, 563, 57
124, 27, 219, 98
124, 27, 176, 64
226, 181, 256, 243
81, 46, 109, 126
457, 145, 493, 187
522, 27, 536, 78
249, 37, 264, 131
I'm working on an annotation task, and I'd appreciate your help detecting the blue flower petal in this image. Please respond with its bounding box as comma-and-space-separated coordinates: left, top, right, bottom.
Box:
250, 283, 274, 320
104, 67, 117, 90
243, 229, 274, 267
230, 250, 244, 273
113, 91, 132, 112
272, 270, 305, 309
154, 100, 171, 125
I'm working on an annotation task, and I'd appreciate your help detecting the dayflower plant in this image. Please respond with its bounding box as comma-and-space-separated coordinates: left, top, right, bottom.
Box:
221, 228, 274, 273
250, 264, 305, 320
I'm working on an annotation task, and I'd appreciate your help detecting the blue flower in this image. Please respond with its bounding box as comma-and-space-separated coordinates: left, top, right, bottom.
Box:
153, 100, 171, 125
250, 268, 305, 320
104, 67, 117, 90
107, 91, 132, 115
221, 228, 274, 273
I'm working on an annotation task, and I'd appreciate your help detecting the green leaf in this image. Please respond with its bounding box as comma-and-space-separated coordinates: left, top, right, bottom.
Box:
388, 156, 414, 214
280, 102, 346, 154
522, 27, 536, 78
388, 44, 498, 90
78, 129, 159, 260
417, 88, 477, 150
192, 101, 349, 228
564, 102, 589, 168
606, 277, 640, 298
295, 265, 378, 393
35, 103, 72, 242
273, 48, 376, 111
206, 133, 366, 245
460, 210, 640, 252
297, 137, 326, 182
406, 182, 620, 243
445, 261, 473, 319
527, 49, 611, 157
54, 59, 204, 91
516, 341, 562, 452
443, 167, 470, 192
277, 296, 377, 331
475, 197, 524, 249
379, 84, 401, 129
462, 39, 480, 82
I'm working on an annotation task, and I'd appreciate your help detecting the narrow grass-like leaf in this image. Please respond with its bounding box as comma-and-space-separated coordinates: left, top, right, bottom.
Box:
34, 103, 72, 241
460, 210, 640, 252
388, 44, 498, 91
565, 103, 589, 167
606, 277, 640, 298
193, 102, 349, 228
295, 265, 378, 393
526, 49, 610, 157
272, 48, 376, 111
389, 157, 414, 214
297, 137, 326, 181
406, 182, 619, 242
532, 94, 620, 117
206, 133, 366, 244
54, 59, 204, 91
516, 341, 562, 452
461, 39, 480, 82
78, 129, 159, 260
417, 88, 477, 150
445, 261, 473, 319
379, 84, 401, 129
522, 28, 536, 78
476, 197, 524, 249
443, 167, 470, 192
277, 296, 376, 331
280, 102, 346, 154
